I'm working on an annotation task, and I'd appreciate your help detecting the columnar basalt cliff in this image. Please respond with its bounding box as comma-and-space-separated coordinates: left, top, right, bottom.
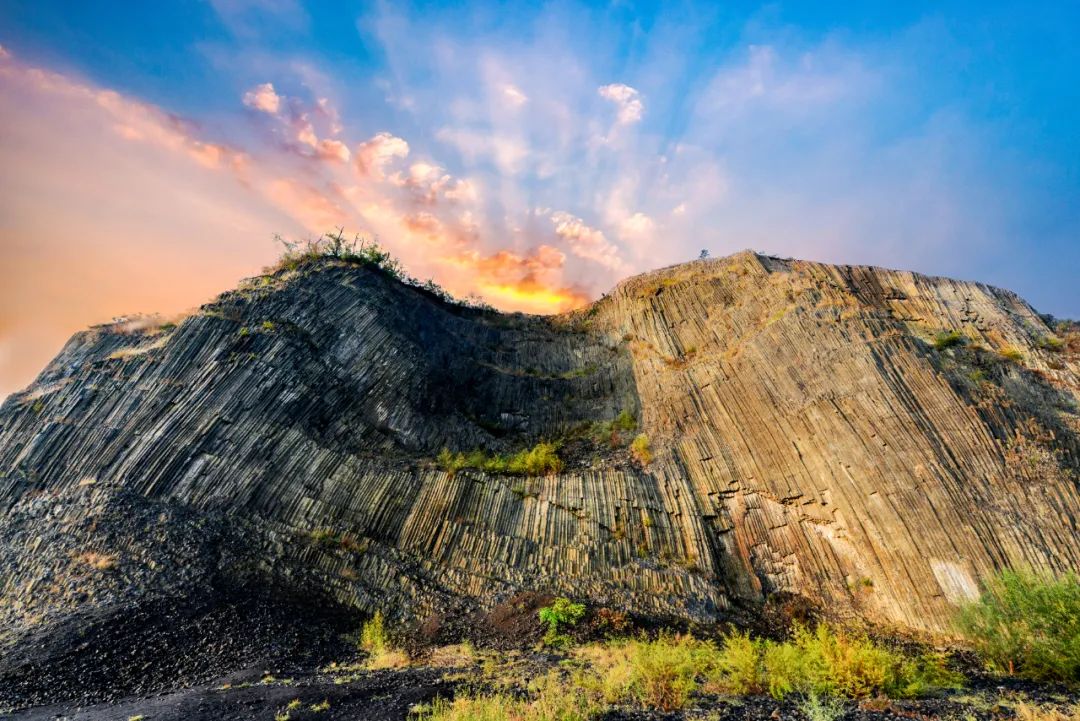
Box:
1, 251, 1078, 677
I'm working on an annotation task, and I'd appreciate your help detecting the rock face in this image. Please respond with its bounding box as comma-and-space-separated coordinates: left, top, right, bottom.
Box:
1, 250, 1078, 655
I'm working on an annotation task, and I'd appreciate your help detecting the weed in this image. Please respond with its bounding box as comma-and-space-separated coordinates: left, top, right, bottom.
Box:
933, 330, 965, 350
630, 434, 653, 465
414, 671, 599, 721
539, 597, 587, 648
1036, 336, 1065, 352
799, 691, 847, 721
1014, 702, 1080, 721
999, 346, 1024, 363
310, 699, 331, 712
437, 442, 563, 476
361, 610, 390, 655
359, 610, 410, 669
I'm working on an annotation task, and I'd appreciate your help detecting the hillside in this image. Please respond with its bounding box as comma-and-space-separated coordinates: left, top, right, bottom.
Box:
0, 250, 1078, 712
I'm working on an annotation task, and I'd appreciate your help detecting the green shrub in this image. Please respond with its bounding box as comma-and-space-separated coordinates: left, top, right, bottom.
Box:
360, 610, 389, 655
358, 610, 410, 669
416, 672, 599, 721
436, 448, 467, 474
760, 623, 959, 699
630, 434, 652, 465
576, 635, 707, 711
999, 346, 1024, 363
1037, 335, 1065, 352
956, 568, 1080, 685
932, 330, 965, 350
437, 442, 563, 476
799, 691, 846, 721
539, 597, 586, 647
506, 441, 563, 475
613, 410, 637, 432
574, 625, 958, 710
709, 631, 765, 694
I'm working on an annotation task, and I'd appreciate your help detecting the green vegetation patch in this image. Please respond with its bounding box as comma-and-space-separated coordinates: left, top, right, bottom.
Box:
932, 330, 966, 350
956, 568, 1080, 686
437, 441, 563, 476
538, 597, 586, 648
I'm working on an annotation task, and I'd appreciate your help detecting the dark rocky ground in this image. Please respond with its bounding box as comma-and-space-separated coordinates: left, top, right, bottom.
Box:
3, 661, 1076, 721
1, 586, 1075, 721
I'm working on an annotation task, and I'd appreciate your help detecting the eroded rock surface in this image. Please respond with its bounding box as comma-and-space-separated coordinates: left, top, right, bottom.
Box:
1, 251, 1077, 687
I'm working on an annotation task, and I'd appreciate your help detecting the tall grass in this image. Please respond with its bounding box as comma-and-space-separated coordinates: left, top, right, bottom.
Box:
416, 672, 599, 721
956, 568, 1080, 685
437, 442, 563, 476
574, 624, 958, 710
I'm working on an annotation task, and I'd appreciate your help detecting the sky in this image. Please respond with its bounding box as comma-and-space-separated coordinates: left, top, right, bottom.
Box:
1, 1, 1078, 399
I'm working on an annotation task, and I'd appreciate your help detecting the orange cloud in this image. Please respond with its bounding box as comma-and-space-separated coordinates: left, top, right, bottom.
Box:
356, 132, 410, 179
0, 54, 608, 399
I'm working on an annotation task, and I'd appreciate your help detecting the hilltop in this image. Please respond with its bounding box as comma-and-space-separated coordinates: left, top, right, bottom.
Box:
0, 249, 1077, 716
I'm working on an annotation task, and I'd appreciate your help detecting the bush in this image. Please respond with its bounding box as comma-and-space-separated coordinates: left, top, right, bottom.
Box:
360, 610, 389, 655
357, 609, 408, 668
437, 442, 563, 476
572, 625, 958, 711
630, 434, 652, 465
799, 691, 847, 721
613, 410, 637, 432
999, 346, 1025, 363
416, 672, 599, 721
932, 330, 965, 350
710, 631, 765, 695
576, 635, 708, 711
539, 597, 586, 647
760, 623, 959, 699
956, 568, 1080, 685
1037, 335, 1065, 352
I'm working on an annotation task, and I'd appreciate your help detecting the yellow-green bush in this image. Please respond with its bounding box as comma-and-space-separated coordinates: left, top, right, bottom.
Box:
575, 635, 707, 711
956, 568, 1080, 685
436, 442, 563, 476
709, 631, 765, 695
575, 624, 957, 710
630, 434, 652, 465
416, 672, 599, 721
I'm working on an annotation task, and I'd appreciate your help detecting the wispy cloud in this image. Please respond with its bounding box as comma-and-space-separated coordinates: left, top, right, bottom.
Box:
598, 83, 644, 124
2, 0, 1079, 400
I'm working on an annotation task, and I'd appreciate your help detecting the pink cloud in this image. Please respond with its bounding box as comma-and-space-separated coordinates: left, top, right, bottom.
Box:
355, 131, 410, 179
550, 211, 625, 270
242, 82, 282, 114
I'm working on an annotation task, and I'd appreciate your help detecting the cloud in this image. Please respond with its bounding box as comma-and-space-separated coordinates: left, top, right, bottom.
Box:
355, 131, 409, 179
619, 212, 655, 239
550, 211, 624, 270
436, 127, 528, 174
502, 83, 527, 108
242, 82, 281, 113
598, 83, 644, 124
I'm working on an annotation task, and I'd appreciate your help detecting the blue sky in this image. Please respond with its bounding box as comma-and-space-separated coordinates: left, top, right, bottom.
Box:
0, 0, 1078, 394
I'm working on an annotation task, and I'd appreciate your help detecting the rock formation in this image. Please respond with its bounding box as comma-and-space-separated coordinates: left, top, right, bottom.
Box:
1, 250, 1077, 669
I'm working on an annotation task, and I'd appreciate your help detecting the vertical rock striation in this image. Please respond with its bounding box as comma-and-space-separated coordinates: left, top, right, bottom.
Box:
0, 251, 1077, 645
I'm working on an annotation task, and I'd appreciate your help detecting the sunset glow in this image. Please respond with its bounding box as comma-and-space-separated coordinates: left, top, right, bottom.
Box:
1, 2, 1079, 398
